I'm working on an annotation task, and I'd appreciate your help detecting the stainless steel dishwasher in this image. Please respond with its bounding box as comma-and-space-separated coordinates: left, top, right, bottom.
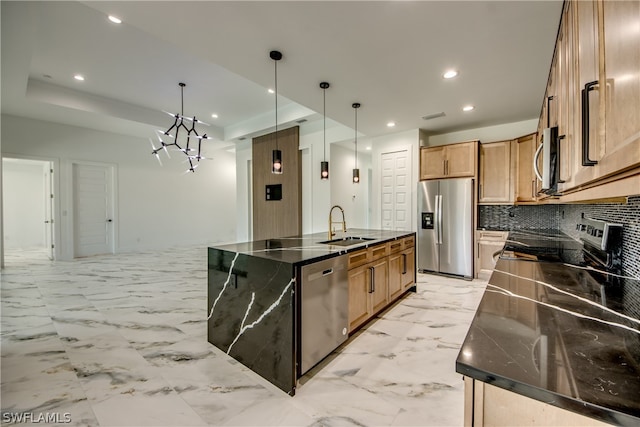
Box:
300, 254, 349, 375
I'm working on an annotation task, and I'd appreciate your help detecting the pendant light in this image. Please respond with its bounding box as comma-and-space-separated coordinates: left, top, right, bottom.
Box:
320, 81, 330, 180
270, 50, 283, 174
352, 102, 361, 183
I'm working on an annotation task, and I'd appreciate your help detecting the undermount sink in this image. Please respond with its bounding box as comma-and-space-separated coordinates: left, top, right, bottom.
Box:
318, 236, 376, 246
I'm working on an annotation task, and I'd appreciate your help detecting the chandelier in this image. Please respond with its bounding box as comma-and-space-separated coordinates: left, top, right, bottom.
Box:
150, 82, 211, 173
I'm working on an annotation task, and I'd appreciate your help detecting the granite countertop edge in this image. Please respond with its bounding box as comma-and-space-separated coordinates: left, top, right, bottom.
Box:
208, 229, 416, 267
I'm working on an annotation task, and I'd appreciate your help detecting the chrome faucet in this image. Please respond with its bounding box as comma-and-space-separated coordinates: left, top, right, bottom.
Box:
328, 205, 347, 240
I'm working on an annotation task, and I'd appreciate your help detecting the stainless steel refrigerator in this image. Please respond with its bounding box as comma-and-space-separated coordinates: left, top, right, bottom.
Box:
418, 178, 474, 278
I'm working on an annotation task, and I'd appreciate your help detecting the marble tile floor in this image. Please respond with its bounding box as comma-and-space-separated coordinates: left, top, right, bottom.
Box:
1, 247, 487, 427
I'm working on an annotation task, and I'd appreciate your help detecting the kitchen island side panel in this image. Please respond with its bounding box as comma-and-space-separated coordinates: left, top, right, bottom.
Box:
207, 248, 296, 394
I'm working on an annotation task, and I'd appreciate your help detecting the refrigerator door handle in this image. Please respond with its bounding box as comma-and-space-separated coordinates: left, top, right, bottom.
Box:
436, 194, 443, 245
434, 194, 440, 245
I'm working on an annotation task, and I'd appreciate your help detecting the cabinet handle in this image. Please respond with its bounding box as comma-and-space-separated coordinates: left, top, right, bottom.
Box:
479, 183, 483, 199
445, 159, 449, 175
369, 267, 375, 293
402, 253, 407, 275
581, 80, 598, 166
557, 134, 566, 183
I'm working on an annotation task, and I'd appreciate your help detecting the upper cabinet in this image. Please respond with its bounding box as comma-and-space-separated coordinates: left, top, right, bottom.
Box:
479, 140, 514, 204
544, 0, 640, 198
515, 133, 540, 203
420, 140, 478, 180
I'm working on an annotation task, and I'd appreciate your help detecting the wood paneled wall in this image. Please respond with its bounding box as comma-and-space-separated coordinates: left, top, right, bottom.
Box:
252, 126, 301, 240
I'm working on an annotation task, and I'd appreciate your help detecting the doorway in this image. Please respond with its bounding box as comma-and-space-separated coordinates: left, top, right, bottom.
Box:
2, 157, 55, 262
72, 162, 115, 258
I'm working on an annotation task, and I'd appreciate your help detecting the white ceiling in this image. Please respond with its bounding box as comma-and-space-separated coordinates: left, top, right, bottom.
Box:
1, 1, 563, 148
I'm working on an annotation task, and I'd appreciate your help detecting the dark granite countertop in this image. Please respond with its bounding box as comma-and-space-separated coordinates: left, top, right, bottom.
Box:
209, 228, 415, 267
457, 231, 640, 426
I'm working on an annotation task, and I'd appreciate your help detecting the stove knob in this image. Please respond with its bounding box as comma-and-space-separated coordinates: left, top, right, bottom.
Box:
596, 229, 603, 238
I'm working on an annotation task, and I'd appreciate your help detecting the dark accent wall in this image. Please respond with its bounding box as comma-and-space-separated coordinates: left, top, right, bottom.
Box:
252, 127, 301, 241
479, 195, 640, 279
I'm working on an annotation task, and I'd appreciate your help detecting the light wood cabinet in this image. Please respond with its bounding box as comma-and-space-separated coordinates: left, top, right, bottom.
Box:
588, 0, 640, 181
388, 252, 403, 301
348, 257, 388, 332
420, 140, 478, 180
514, 133, 539, 203
401, 237, 415, 291
479, 141, 513, 204
389, 236, 416, 300
369, 258, 388, 315
348, 236, 416, 333
464, 377, 612, 427
541, 0, 640, 198
557, 0, 579, 191
476, 231, 508, 280
348, 264, 371, 332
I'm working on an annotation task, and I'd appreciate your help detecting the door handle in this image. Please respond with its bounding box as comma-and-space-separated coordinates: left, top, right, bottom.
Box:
369, 267, 375, 293
581, 80, 598, 166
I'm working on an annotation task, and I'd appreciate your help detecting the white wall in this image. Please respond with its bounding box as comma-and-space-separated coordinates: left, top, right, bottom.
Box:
329, 144, 371, 230
1, 114, 237, 260
235, 141, 253, 242
370, 129, 421, 231
2, 160, 46, 249
426, 118, 538, 146
298, 128, 331, 235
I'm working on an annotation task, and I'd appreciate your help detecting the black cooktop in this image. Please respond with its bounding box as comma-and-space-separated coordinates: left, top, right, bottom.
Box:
501, 230, 586, 265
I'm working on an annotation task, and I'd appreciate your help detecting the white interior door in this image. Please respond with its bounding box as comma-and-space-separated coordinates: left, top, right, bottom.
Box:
73, 163, 114, 257
381, 154, 394, 230
381, 150, 411, 231
43, 162, 54, 260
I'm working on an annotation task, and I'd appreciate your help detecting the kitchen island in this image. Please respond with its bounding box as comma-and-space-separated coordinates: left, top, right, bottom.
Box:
207, 229, 416, 395
457, 230, 640, 426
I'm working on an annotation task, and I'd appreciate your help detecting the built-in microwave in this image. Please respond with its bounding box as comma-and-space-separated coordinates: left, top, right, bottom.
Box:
534, 126, 559, 195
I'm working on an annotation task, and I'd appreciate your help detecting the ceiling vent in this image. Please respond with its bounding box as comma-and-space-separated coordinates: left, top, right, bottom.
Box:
296, 119, 308, 124
422, 112, 446, 121
238, 137, 246, 141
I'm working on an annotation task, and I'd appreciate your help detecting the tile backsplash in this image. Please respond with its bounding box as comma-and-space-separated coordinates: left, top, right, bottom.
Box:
479, 195, 640, 279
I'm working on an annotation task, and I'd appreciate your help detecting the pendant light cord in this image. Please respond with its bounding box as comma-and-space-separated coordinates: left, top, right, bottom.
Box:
323, 88, 326, 161
274, 59, 278, 151
179, 82, 185, 116
354, 107, 358, 168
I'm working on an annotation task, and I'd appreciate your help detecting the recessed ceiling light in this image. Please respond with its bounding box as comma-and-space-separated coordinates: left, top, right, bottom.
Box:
463, 105, 475, 112
387, 121, 396, 128
268, 88, 275, 94
108, 15, 122, 24
366, 146, 372, 151
443, 70, 458, 79
211, 113, 218, 119
74, 74, 85, 81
